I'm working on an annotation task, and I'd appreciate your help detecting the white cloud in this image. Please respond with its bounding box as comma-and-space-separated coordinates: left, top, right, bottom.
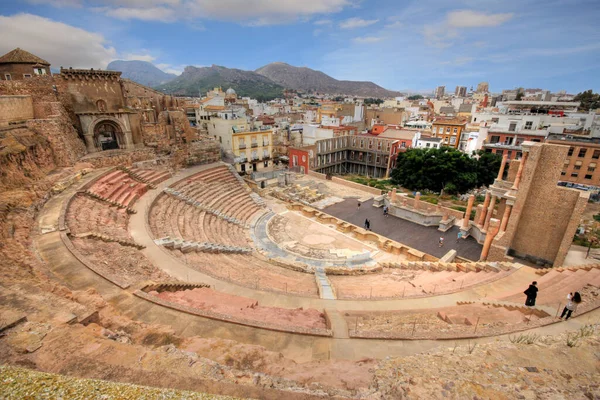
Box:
25, 0, 83, 6
447, 10, 513, 28
0, 13, 116, 69
339, 17, 378, 29
314, 19, 332, 25
423, 9, 513, 48
187, 0, 351, 25
156, 63, 185, 75
384, 21, 402, 29
122, 53, 156, 62
353, 36, 383, 44
96, 6, 177, 22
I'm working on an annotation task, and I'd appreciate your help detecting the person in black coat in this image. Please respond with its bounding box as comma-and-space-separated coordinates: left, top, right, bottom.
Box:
524, 281, 538, 306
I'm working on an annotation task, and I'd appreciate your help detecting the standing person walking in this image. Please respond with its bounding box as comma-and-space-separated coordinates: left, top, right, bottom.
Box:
438, 237, 444, 247
357, 201, 361, 211
523, 281, 538, 306
364, 218, 369, 230
559, 292, 582, 320
456, 231, 462, 242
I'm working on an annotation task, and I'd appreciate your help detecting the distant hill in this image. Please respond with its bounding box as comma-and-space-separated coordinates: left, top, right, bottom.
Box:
107, 60, 176, 87
255, 62, 401, 98
155, 65, 284, 101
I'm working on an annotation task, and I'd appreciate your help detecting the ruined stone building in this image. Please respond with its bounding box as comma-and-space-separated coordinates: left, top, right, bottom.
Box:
0, 48, 219, 174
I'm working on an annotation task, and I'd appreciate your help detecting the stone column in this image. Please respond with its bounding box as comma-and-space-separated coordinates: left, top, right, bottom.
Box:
511, 151, 529, 190
483, 195, 497, 232
497, 153, 508, 180
478, 192, 491, 226
83, 134, 97, 153
462, 194, 475, 229
391, 188, 397, 202
414, 192, 421, 210
480, 220, 500, 261
499, 204, 513, 232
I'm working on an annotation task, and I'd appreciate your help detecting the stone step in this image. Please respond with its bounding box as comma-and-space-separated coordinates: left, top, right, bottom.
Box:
156, 237, 252, 255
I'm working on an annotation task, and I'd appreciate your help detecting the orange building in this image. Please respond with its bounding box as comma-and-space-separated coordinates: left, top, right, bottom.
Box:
431, 118, 467, 148
546, 135, 600, 188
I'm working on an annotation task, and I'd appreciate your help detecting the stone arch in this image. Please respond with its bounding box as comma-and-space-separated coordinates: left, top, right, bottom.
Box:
88, 117, 128, 151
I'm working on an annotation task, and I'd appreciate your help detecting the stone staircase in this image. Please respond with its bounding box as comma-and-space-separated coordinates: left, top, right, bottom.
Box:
71, 231, 145, 250
315, 267, 336, 300
457, 299, 552, 318
380, 260, 513, 273
155, 237, 252, 254
163, 188, 249, 228
225, 164, 267, 208
117, 166, 157, 189
535, 263, 600, 275
79, 191, 136, 214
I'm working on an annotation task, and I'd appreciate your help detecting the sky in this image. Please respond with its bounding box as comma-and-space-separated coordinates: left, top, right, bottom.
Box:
0, 0, 599, 94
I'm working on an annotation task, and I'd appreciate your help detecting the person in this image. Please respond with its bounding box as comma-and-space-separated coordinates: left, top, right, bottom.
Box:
457, 231, 462, 242
438, 237, 444, 247
523, 281, 538, 306
383, 205, 388, 216
560, 292, 582, 320
364, 218, 369, 230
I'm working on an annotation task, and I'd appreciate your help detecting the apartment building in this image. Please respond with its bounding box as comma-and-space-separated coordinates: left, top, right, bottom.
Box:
290, 135, 400, 178
431, 118, 467, 148
232, 128, 274, 173
546, 135, 600, 188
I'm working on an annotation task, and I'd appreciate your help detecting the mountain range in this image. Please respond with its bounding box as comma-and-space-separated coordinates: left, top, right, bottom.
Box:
108, 60, 401, 99
107, 60, 177, 87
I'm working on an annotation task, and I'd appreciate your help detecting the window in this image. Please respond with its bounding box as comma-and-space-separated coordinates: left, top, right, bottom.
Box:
264, 161, 268, 167
492, 118, 499, 123
574, 165, 581, 170
4, 74, 11, 80
588, 162, 596, 172
524, 121, 533, 130
473, 118, 477, 122
449, 136, 456, 145
446, 127, 451, 133
490, 135, 500, 144
376, 155, 381, 164
585, 174, 593, 180
401, 141, 406, 148
578, 148, 587, 158
426, 143, 431, 148
561, 171, 566, 176
23, 74, 32, 78
360, 140, 364, 148
568, 147, 574, 156
571, 173, 578, 177
453, 128, 458, 134
34, 68, 46, 75
508, 123, 517, 132
593, 150, 600, 159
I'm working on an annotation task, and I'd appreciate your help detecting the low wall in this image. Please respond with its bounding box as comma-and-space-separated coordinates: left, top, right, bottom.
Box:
0, 95, 33, 126
307, 170, 383, 196
134, 289, 333, 337
81, 148, 157, 168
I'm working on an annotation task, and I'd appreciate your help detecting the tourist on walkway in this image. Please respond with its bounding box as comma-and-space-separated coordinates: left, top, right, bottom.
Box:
357, 201, 361, 211
524, 281, 538, 306
560, 292, 582, 320
457, 231, 462, 242
364, 219, 370, 231
438, 237, 444, 247
383, 205, 388, 217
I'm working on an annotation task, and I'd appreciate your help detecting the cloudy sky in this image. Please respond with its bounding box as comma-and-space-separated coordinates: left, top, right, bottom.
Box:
1, 0, 599, 93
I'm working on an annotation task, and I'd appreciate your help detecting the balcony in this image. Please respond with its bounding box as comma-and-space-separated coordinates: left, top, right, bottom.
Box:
239, 144, 247, 149
251, 143, 258, 148
262, 142, 270, 146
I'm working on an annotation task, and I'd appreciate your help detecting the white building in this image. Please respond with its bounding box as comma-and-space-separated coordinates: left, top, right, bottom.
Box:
412, 131, 442, 149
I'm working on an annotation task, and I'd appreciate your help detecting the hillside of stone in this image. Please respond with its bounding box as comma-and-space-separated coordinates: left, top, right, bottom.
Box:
256, 62, 401, 97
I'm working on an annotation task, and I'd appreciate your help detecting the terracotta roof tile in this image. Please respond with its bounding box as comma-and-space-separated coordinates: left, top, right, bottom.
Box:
0, 48, 50, 65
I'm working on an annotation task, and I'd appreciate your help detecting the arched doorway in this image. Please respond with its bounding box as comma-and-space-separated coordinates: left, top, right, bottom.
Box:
94, 121, 121, 151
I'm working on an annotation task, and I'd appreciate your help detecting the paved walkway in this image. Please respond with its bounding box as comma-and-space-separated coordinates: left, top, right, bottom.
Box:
32, 162, 600, 363
324, 198, 483, 260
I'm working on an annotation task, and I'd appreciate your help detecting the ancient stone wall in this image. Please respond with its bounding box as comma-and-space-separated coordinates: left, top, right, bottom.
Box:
58, 71, 125, 113
503, 143, 586, 265
0, 96, 33, 125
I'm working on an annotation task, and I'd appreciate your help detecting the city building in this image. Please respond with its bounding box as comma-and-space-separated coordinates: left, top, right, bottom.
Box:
455, 86, 467, 97
431, 117, 467, 148
0, 48, 51, 81
476, 82, 489, 93
435, 86, 445, 99
546, 135, 600, 188
232, 128, 274, 173
412, 131, 442, 149
290, 134, 400, 178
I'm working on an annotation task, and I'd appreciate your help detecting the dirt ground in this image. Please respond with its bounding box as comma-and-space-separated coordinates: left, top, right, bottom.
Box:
151, 288, 327, 330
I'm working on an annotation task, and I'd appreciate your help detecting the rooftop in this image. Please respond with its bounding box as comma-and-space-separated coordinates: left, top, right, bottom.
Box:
0, 48, 50, 65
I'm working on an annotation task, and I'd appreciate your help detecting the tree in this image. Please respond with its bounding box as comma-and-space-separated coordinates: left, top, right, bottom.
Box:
515, 91, 524, 101
333, 96, 344, 102
364, 98, 384, 105
574, 90, 600, 111
407, 95, 424, 100
390, 148, 501, 194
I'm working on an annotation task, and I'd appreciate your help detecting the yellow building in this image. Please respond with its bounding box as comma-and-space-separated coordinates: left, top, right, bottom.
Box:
431, 118, 467, 149
317, 101, 342, 123
232, 129, 274, 173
